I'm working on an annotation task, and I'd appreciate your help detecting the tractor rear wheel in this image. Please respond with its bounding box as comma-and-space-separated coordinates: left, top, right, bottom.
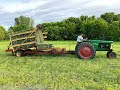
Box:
107, 51, 116, 58
76, 42, 96, 59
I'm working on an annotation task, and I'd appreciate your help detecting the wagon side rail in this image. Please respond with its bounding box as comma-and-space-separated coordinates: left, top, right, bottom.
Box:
8, 29, 36, 52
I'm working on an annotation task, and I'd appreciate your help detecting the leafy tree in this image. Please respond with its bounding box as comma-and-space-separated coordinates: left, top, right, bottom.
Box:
0, 26, 6, 40
84, 18, 108, 40
47, 26, 61, 40
94, 19, 108, 40
11, 16, 34, 32
80, 16, 89, 21
108, 21, 120, 41
15, 16, 34, 28
13, 24, 27, 32
101, 12, 115, 23
114, 14, 120, 21
35, 12, 120, 41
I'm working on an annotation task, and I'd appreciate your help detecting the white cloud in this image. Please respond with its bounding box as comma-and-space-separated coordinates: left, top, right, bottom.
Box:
85, 0, 120, 7
1, 0, 47, 13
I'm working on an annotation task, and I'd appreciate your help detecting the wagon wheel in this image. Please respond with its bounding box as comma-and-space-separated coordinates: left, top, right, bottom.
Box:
12, 51, 16, 55
76, 42, 96, 59
16, 50, 23, 57
107, 51, 117, 58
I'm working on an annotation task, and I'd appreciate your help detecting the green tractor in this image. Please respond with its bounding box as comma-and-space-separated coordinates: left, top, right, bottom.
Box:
75, 40, 117, 59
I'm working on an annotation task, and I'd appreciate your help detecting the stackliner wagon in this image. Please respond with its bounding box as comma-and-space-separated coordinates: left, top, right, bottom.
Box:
5, 29, 66, 57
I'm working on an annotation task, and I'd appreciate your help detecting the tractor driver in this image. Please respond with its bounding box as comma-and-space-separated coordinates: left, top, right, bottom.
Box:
77, 34, 87, 43
75, 34, 87, 52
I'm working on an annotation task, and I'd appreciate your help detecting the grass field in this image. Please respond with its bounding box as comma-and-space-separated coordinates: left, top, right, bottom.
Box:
0, 41, 120, 90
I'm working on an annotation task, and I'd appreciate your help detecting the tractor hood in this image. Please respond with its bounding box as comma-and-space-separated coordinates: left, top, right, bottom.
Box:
89, 40, 113, 44
88, 40, 113, 51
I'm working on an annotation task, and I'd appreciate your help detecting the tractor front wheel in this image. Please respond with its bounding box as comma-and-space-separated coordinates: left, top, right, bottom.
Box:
76, 42, 96, 59
107, 51, 117, 58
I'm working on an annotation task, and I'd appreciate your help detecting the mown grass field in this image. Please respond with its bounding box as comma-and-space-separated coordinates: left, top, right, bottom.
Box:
0, 41, 120, 90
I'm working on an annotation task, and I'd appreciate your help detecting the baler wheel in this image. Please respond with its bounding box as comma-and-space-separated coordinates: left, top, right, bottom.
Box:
76, 42, 96, 59
107, 51, 117, 58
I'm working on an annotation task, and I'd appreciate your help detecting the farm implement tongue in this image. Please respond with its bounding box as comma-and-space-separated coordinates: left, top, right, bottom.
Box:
5, 29, 117, 59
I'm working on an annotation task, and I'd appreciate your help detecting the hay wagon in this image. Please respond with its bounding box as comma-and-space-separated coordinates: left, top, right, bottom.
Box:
6, 29, 65, 57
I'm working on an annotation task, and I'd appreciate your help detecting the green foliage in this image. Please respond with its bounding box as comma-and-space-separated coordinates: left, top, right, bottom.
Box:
36, 12, 120, 41
15, 16, 34, 29
5, 12, 120, 41
101, 12, 115, 23
84, 18, 108, 40
13, 24, 27, 32
101, 12, 120, 23
107, 21, 120, 41
0, 26, 6, 40
0, 41, 120, 89
8, 16, 34, 33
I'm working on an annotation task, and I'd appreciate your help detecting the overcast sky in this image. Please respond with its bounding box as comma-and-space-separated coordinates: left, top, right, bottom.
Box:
0, 0, 120, 29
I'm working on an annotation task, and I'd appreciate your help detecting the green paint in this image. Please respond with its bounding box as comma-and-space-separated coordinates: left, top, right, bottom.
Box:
37, 44, 53, 49
36, 30, 53, 49
36, 30, 44, 45
89, 40, 113, 51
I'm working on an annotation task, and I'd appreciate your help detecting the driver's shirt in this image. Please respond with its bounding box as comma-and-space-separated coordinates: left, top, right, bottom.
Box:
77, 35, 83, 42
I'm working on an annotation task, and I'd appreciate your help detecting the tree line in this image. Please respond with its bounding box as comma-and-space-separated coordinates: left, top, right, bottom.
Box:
0, 12, 120, 41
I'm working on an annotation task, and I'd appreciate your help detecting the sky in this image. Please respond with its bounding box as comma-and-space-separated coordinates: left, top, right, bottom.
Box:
0, 0, 120, 29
